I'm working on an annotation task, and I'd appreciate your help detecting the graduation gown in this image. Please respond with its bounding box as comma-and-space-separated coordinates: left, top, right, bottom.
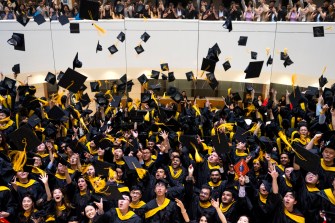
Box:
15, 179, 46, 203
272, 194, 305, 223
0, 186, 17, 222
205, 180, 227, 200
319, 159, 335, 189
129, 201, 146, 219
144, 198, 181, 223
318, 189, 335, 223
99, 208, 142, 223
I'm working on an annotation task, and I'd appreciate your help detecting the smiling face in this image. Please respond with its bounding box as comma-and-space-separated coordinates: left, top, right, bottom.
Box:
85, 205, 97, 219
210, 170, 221, 183
280, 153, 290, 166
199, 188, 211, 202
171, 157, 181, 169
130, 190, 142, 203
17, 171, 29, 181
22, 196, 34, 211
53, 189, 63, 203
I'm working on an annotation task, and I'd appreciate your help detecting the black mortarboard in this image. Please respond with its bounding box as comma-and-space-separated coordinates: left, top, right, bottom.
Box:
313, 26, 324, 37
238, 36, 248, 46
106, 185, 123, 200
57, 71, 64, 81
108, 45, 118, 54
33, 14, 46, 25
305, 86, 318, 97
117, 80, 134, 93
17, 15, 30, 27
254, 135, 274, 153
251, 51, 258, 60
180, 135, 203, 154
48, 106, 65, 120
246, 85, 253, 92
12, 64, 20, 74
3, 77, 16, 91
171, 91, 183, 103
58, 15, 69, 25
123, 156, 142, 170
94, 160, 113, 177
168, 72, 175, 82
267, 55, 273, 66
280, 52, 286, 60
232, 92, 242, 101
283, 56, 294, 67
58, 68, 87, 93
135, 45, 144, 54
137, 74, 148, 85
120, 74, 127, 84
90, 81, 100, 92
96, 41, 102, 53
115, 4, 124, 14
160, 63, 169, 71
45, 72, 56, 85
117, 32, 125, 42
150, 84, 161, 91
141, 32, 150, 42
8, 33, 25, 51
141, 93, 151, 103
167, 86, 178, 96
93, 134, 113, 149
244, 61, 264, 79
80, 93, 91, 107
28, 114, 41, 128
70, 23, 80, 33
7, 125, 41, 151
129, 110, 148, 122
222, 61, 231, 71
222, 16, 232, 32
110, 95, 122, 107
73, 52, 82, 70
161, 73, 168, 80
319, 75, 328, 88
151, 70, 160, 79
211, 133, 229, 154
289, 86, 304, 108
79, 0, 100, 20
292, 142, 320, 173
186, 71, 194, 81
201, 58, 216, 73
235, 126, 249, 143
206, 73, 218, 90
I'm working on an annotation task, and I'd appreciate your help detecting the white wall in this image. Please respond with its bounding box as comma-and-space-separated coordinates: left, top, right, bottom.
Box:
1, 19, 335, 91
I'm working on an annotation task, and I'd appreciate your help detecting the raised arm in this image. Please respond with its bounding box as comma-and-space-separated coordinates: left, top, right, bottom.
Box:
39, 173, 52, 201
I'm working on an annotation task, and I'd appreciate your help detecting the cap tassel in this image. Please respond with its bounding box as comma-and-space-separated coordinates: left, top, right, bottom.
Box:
144, 111, 150, 122
190, 142, 203, 163
92, 23, 106, 35
8, 138, 28, 171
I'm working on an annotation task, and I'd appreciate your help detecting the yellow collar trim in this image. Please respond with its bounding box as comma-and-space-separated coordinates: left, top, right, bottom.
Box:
277, 164, 285, 172
321, 159, 335, 171
55, 173, 66, 180
0, 119, 13, 130
208, 180, 222, 187
324, 188, 335, 205
115, 208, 135, 220
220, 201, 235, 213
168, 166, 182, 179
57, 204, 66, 211
0, 186, 10, 191
115, 160, 125, 166
130, 201, 146, 209
118, 186, 130, 193
259, 193, 267, 204
284, 208, 305, 223
306, 184, 319, 192
285, 177, 292, 187
207, 161, 220, 170
199, 200, 212, 209
235, 149, 248, 157
145, 159, 154, 167
145, 198, 170, 219
16, 179, 36, 188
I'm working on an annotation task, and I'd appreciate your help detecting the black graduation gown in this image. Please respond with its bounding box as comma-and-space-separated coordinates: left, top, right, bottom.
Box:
0, 186, 17, 222
144, 198, 181, 223
129, 201, 146, 220
271, 194, 305, 223
219, 196, 251, 223
318, 189, 335, 223
319, 160, 335, 189
14, 178, 46, 204
205, 180, 227, 200
97, 208, 142, 223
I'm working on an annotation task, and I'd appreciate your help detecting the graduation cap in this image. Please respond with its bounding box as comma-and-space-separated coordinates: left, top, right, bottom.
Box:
244, 61, 264, 79
135, 45, 144, 54
292, 142, 320, 173
96, 41, 102, 53
47, 106, 65, 120
180, 135, 203, 161
254, 135, 274, 153
235, 126, 249, 143
246, 85, 253, 92
186, 71, 194, 81
79, 0, 100, 20
7, 124, 41, 152
108, 45, 118, 54
305, 86, 318, 97
171, 91, 183, 103
280, 52, 287, 60
117, 80, 134, 93
151, 70, 160, 79
123, 156, 141, 170
59, 15, 69, 26
238, 36, 248, 46
141, 93, 151, 103
201, 58, 216, 73
168, 72, 175, 82
117, 32, 125, 42
137, 74, 148, 85
33, 14, 46, 25
136, 3, 145, 13
94, 160, 113, 177
3, 77, 16, 91
115, 4, 124, 14
251, 51, 258, 60
150, 84, 161, 91
45, 72, 56, 85
141, 32, 150, 42
80, 93, 91, 107
58, 68, 87, 93
283, 56, 294, 67
17, 15, 30, 27
167, 86, 178, 96
160, 63, 169, 71
110, 95, 122, 107
267, 55, 273, 66
206, 73, 219, 90
319, 75, 328, 88
28, 114, 41, 128
73, 52, 82, 70
12, 64, 20, 75
57, 71, 65, 81
289, 86, 305, 108
161, 73, 168, 80
222, 16, 232, 32
234, 159, 249, 176
222, 61, 231, 71
232, 92, 242, 101
120, 74, 127, 84
211, 133, 230, 154
7, 33, 25, 51
70, 23, 80, 33
90, 81, 100, 92
313, 26, 324, 37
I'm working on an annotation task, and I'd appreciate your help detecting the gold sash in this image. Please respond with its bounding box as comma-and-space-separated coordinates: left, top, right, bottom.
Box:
145, 159, 154, 167
0, 186, 10, 191
55, 173, 66, 180
259, 193, 267, 204
321, 159, 335, 171
115, 160, 125, 165
16, 179, 36, 188
219, 201, 235, 213
118, 186, 130, 193
324, 188, 335, 205
285, 177, 292, 188
130, 201, 146, 209
207, 161, 220, 170
168, 166, 182, 179
306, 184, 319, 192
208, 180, 222, 187
145, 198, 170, 219
284, 208, 305, 223
199, 201, 212, 208
115, 208, 135, 220
235, 149, 248, 157
57, 204, 66, 211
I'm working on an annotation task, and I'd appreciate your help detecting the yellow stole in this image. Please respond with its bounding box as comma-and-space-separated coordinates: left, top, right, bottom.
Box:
38, 153, 49, 158
115, 208, 135, 220
0, 119, 14, 130
284, 208, 305, 223
0, 186, 10, 191
321, 159, 335, 171
208, 180, 222, 187
324, 188, 335, 205
285, 177, 292, 187
235, 149, 248, 157
168, 166, 182, 179
207, 161, 220, 170
115, 160, 125, 165
55, 173, 66, 180
277, 164, 285, 172
306, 184, 319, 192
219, 201, 235, 213
46, 216, 56, 222
145, 159, 154, 167
57, 204, 66, 211
118, 187, 130, 193
145, 198, 170, 219
80, 190, 87, 196
259, 193, 267, 204
130, 201, 146, 209
199, 201, 212, 208
16, 179, 36, 188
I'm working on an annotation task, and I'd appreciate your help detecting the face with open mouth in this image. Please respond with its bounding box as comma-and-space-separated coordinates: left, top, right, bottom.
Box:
22, 196, 33, 211
85, 205, 97, 219
53, 189, 63, 203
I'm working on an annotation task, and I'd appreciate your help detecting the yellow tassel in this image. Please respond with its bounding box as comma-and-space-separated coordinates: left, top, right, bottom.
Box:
8, 149, 27, 172
276, 137, 282, 155
291, 117, 295, 128
163, 92, 166, 99
190, 142, 203, 163
144, 111, 150, 122
300, 103, 305, 111
135, 168, 147, 179
92, 23, 106, 35
228, 88, 232, 96
291, 73, 297, 86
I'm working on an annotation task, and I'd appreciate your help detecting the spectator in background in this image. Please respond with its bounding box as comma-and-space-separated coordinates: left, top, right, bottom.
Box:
163, 2, 177, 19
101, 3, 114, 19
185, 1, 198, 19
1, 6, 16, 20
175, 2, 185, 19
62, 4, 73, 18
230, 1, 242, 20
36, 0, 49, 18
265, 1, 277, 21
49, 6, 59, 20
27, 1, 37, 16
325, 4, 335, 21
198, 5, 207, 19
276, 4, 287, 21
124, 0, 134, 18
203, 4, 218, 20
151, 6, 161, 18
286, 5, 300, 21
217, 4, 228, 20
242, 2, 255, 21
143, 4, 151, 18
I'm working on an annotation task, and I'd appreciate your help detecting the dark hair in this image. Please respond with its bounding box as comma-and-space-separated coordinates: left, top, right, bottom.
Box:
285, 190, 297, 200
201, 185, 212, 196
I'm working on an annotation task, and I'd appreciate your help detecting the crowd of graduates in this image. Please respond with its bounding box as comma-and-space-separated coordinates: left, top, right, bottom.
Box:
0, 69, 335, 223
